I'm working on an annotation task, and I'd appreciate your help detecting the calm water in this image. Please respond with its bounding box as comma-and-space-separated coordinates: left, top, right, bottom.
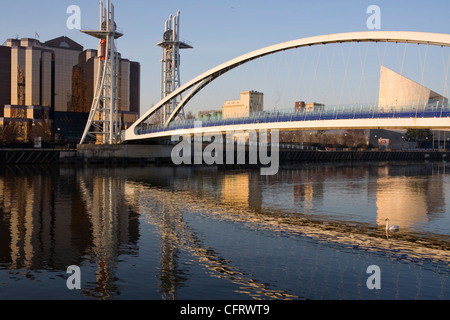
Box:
0, 162, 449, 300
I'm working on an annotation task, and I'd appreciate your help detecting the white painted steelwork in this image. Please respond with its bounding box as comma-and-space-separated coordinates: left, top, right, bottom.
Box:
158, 11, 193, 124
125, 31, 450, 142
80, 0, 122, 144
127, 117, 450, 141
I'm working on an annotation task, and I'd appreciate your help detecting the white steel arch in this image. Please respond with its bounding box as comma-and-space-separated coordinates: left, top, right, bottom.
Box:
124, 31, 450, 142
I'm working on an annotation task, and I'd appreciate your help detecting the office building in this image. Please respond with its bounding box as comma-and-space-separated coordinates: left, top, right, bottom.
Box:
295, 101, 325, 112
222, 90, 263, 119
0, 36, 140, 144
71, 50, 141, 130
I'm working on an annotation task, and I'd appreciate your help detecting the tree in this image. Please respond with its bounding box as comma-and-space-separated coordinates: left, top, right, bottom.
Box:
0, 122, 22, 145
146, 106, 162, 125
315, 130, 326, 144
342, 130, 368, 148
405, 129, 432, 148
185, 111, 195, 119
29, 121, 53, 143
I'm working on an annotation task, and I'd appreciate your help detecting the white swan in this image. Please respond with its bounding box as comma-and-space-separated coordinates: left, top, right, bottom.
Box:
385, 218, 399, 232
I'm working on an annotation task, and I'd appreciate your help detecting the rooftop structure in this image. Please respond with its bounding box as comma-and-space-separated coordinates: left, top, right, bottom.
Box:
222, 90, 263, 119
295, 101, 325, 113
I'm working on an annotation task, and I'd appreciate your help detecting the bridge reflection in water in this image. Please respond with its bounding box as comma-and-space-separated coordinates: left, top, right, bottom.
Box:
0, 164, 449, 299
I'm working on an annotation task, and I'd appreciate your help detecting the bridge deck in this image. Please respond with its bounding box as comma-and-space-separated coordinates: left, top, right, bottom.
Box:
125, 105, 450, 142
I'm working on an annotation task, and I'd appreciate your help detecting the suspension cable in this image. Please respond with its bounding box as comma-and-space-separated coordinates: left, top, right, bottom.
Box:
418, 43, 429, 86
442, 46, 450, 100
325, 43, 338, 106
308, 44, 323, 103
339, 42, 354, 106
357, 42, 370, 105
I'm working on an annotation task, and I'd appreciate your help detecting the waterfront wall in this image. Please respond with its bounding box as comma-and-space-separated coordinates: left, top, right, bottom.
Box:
0, 145, 448, 165
0, 145, 172, 164
0, 148, 61, 164
75, 144, 173, 164
279, 149, 449, 162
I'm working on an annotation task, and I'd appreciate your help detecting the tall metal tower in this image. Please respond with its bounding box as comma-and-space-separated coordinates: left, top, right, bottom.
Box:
79, 0, 123, 144
157, 11, 193, 124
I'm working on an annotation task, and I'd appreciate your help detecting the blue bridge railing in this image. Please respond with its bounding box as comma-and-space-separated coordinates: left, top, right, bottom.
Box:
137, 102, 450, 135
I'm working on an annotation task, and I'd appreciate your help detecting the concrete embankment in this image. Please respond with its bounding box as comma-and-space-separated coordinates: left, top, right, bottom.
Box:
0, 144, 448, 165
0, 148, 64, 164
0, 145, 173, 165
74, 144, 173, 164
279, 149, 449, 162
75, 145, 449, 165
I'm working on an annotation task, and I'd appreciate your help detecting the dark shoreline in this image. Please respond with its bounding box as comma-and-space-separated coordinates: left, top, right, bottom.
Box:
0, 147, 448, 165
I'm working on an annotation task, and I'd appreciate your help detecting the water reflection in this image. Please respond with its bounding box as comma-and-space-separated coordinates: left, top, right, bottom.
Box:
0, 162, 449, 299
77, 168, 141, 299
375, 166, 445, 230
0, 166, 140, 299
125, 170, 297, 300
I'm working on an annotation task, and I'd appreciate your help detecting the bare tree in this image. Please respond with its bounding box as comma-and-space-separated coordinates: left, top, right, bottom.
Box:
0, 122, 22, 144
342, 130, 368, 148
29, 121, 53, 143
185, 110, 195, 119
146, 107, 163, 125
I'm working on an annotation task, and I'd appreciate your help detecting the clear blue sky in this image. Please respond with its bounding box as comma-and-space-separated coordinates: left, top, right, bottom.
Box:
1, 0, 450, 114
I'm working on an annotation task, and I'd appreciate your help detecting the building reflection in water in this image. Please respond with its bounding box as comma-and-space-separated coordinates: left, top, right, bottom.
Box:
0, 166, 140, 299
291, 167, 325, 212
77, 167, 141, 299
125, 176, 298, 300
0, 163, 448, 300
374, 165, 446, 230
221, 173, 250, 207
220, 172, 262, 210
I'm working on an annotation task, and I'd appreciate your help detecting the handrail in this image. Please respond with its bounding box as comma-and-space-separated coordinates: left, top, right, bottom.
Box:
137, 103, 450, 135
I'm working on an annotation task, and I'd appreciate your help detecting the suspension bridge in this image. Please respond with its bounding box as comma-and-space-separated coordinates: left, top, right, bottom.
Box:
77, 1, 450, 147
119, 31, 450, 143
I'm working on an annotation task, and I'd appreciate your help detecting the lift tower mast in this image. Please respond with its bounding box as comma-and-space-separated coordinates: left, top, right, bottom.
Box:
157, 11, 193, 124
79, 0, 123, 144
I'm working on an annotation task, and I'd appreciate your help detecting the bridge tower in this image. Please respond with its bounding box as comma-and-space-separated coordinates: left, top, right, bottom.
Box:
79, 0, 123, 144
157, 11, 193, 124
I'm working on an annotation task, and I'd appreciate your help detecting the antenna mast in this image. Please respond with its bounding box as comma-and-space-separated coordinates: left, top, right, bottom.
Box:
79, 0, 123, 144
157, 11, 193, 124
